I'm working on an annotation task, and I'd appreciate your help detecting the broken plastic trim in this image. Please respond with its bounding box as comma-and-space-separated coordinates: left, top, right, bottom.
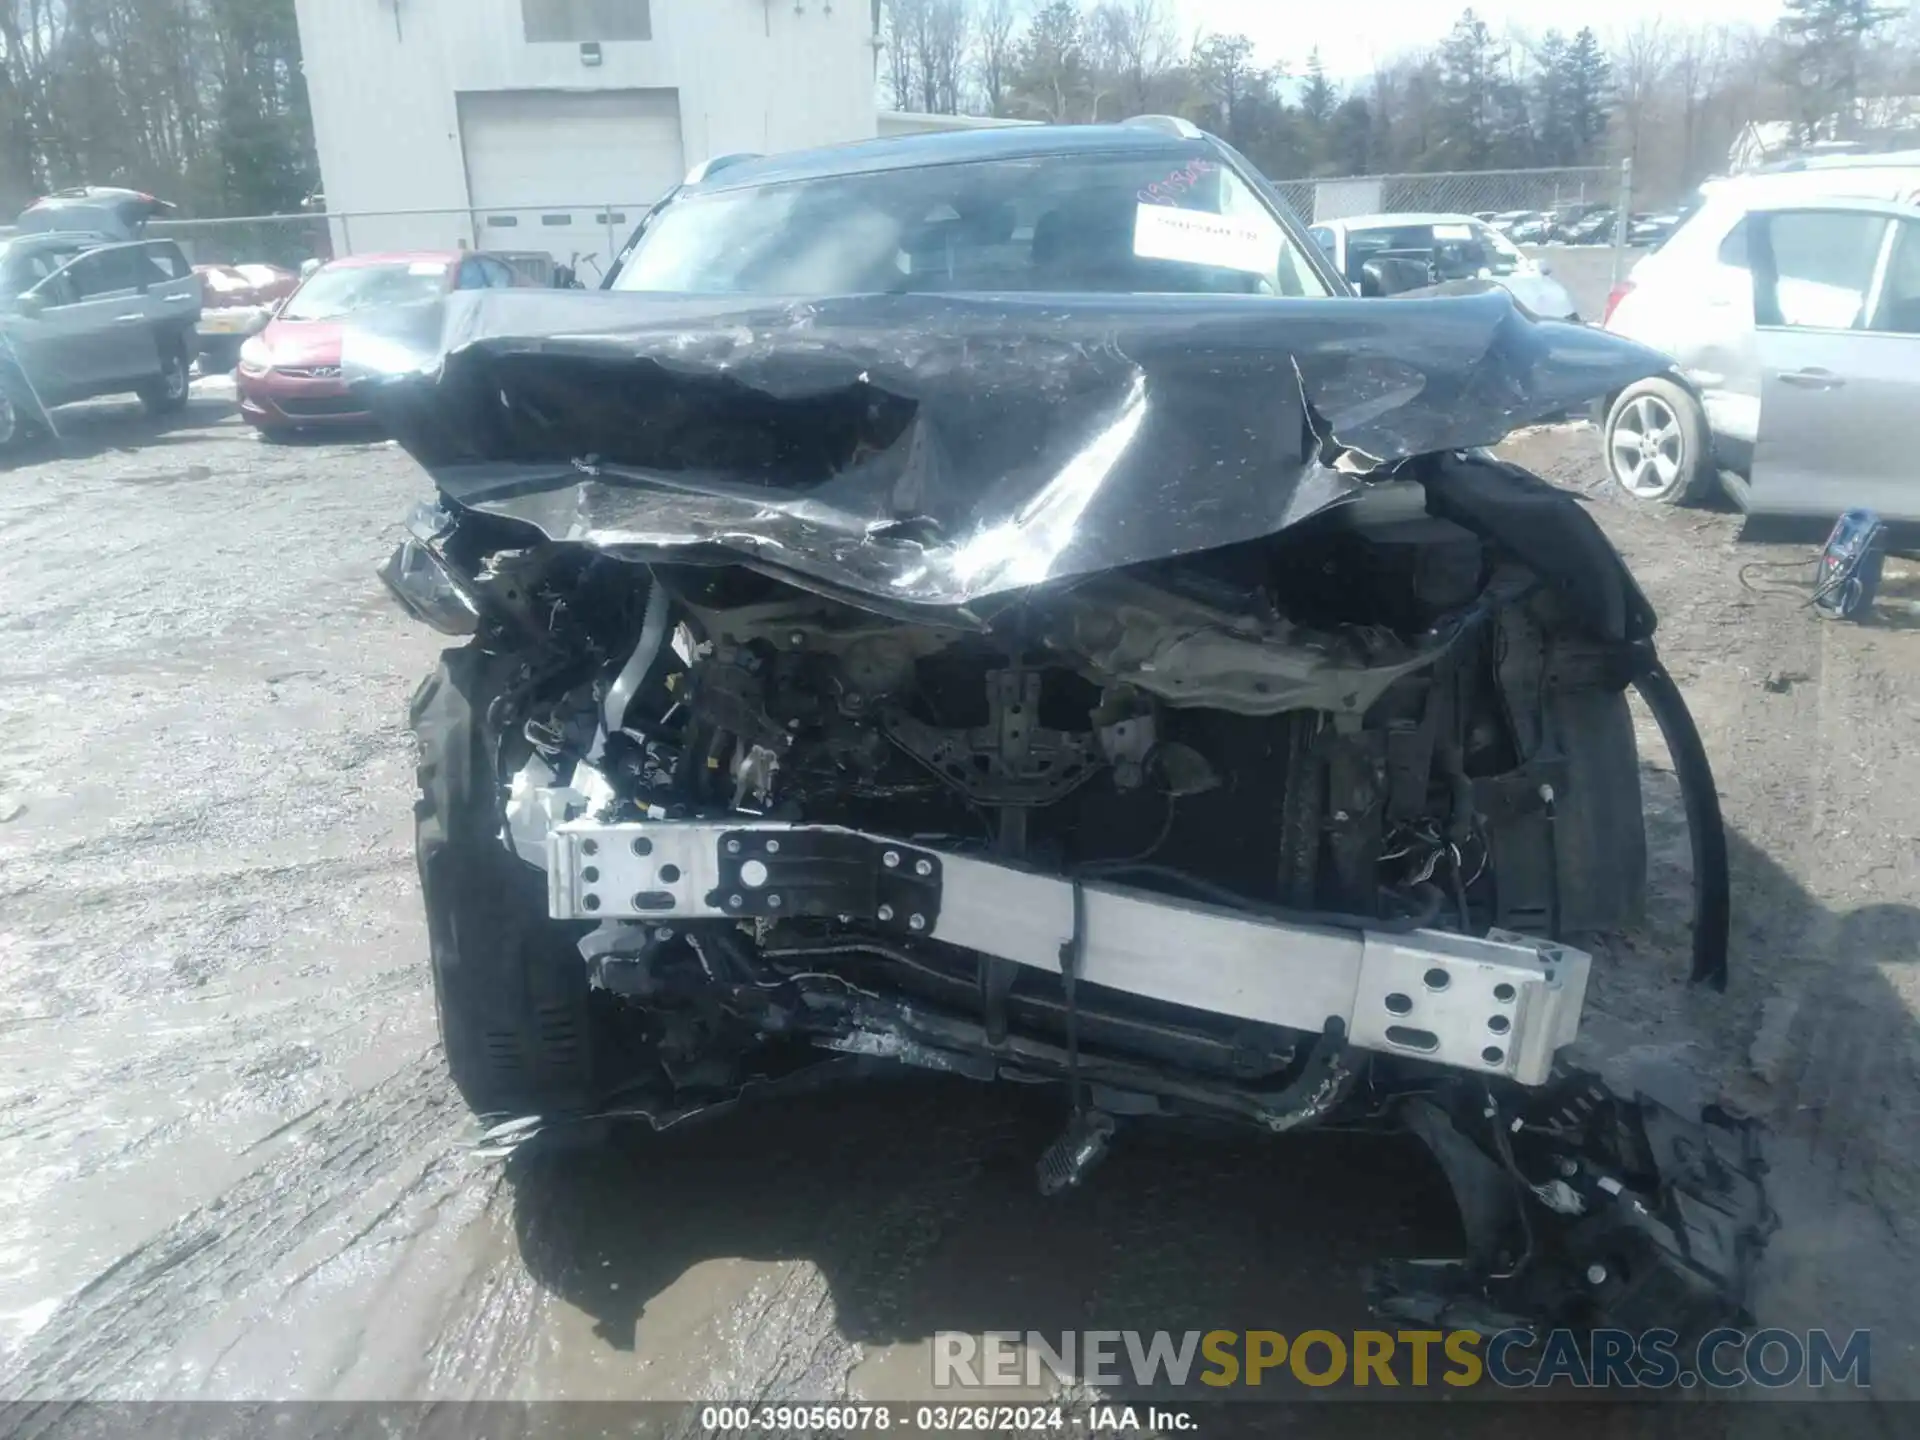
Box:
1375, 1073, 1774, 1348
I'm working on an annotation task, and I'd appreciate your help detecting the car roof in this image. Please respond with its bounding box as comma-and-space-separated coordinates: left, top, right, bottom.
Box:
1760, 147, 1920, 173
4, 230, 114, 249
1742, 195, 1920, 218
1704, 160, 1920, 200
687, 123, 1209, 194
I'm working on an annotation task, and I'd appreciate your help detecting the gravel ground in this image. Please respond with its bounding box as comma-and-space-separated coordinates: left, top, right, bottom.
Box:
1, 389, 1918, 1410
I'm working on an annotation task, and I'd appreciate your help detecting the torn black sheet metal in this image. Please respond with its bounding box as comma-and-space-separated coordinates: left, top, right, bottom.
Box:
350, 287, 1679, 609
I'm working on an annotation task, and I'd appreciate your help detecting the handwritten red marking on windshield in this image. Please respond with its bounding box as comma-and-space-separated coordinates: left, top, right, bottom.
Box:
1137, 158, 1218, 206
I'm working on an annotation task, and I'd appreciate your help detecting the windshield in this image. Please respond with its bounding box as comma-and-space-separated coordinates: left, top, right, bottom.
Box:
281, 261, 446, 320
614, 150, 1329, 298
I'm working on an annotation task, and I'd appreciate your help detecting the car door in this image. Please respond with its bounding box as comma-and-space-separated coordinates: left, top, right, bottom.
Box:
35, 246, 163, 391
138, 241, 202, 328
1, 246, 74, 397
1748, 206, 1920, 518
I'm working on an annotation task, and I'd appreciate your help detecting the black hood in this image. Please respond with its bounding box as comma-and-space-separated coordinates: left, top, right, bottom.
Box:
355, 287, 1676, 609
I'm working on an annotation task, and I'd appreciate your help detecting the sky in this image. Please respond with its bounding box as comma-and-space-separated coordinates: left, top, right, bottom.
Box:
1173, 0, 1787, 80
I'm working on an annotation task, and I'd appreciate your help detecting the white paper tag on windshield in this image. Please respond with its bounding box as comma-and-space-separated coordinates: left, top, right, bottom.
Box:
1133, 204, 1279, 275
409, 261, 447, 276
1432, 223, 1474, 239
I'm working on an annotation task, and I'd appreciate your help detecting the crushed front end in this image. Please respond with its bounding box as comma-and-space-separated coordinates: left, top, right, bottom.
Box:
372, 287, 1772, 1347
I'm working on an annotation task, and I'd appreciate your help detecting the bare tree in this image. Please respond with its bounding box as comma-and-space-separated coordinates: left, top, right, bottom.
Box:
974, 0, 1022, 116
1670, 24, 1729, 188
1611, 18, 1673, 175
0, 0, 315, 221
913, 0, 970, 114
1091, 0, 1177, 115
880, 0, 923, 111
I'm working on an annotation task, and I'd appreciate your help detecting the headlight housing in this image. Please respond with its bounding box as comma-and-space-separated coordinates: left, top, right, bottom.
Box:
236, 336, 272, 377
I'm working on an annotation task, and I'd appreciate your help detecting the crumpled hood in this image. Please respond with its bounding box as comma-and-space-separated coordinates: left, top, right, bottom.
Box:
1496, 271, 1579, 320
352, 287, 1677, 608
258, 317, 346, 368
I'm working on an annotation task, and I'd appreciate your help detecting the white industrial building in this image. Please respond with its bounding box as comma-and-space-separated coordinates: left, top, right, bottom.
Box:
291, 0, 893, 267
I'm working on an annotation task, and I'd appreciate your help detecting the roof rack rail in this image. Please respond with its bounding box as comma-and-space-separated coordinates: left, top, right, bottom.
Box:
683, 153, 763, 184
1120, 115, 1203, 139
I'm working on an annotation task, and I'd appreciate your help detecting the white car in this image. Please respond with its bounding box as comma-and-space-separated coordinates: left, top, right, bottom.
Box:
1600, 154, 1920, 512
1309, 212, 1581, 320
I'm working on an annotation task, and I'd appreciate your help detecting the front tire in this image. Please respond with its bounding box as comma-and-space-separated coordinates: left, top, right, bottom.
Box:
411, 645, 599, 1119
1604, 378, 1716, 505
137, 345, 191, 416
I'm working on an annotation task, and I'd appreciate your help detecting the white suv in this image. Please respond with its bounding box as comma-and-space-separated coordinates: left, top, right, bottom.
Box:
1600, 154, 1920, 515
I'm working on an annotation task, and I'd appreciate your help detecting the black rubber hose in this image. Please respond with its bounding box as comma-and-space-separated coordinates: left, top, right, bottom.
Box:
1631, 655, 1731, 990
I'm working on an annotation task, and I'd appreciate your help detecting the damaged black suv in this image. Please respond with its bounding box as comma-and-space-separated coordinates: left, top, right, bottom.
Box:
371, 120, 1772, 1341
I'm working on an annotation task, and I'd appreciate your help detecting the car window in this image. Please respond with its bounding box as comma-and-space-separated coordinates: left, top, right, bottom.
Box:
455, 259, 489, 290
1467, 222, 1525, 275
1717, 218, 1749, 268
65, 245, 149, 300
1752, 210, 1889, 330
613, 149, 1330, 299
1344, 225, 1437, 284
480, 257, 518, 287
142, 243, 190, 283
1867, 221, 1920, 335
1309, 225, 1335, 257
7, 246, 80, 298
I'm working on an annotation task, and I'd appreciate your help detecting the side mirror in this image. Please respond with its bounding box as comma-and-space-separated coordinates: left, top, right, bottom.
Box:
1358, 256, 1434, 298
15, 290, 46, 316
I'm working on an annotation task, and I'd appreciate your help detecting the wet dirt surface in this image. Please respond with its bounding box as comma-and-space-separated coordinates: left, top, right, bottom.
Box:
1, 393, 1917, 1412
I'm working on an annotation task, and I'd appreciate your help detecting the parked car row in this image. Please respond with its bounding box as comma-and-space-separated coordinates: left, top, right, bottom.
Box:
1471, 207, 1680, 248
236, 250, 545, 438
0, 191, 574, 447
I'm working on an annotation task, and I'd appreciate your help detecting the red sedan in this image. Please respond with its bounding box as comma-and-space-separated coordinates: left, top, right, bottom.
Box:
236, 251, 535, 437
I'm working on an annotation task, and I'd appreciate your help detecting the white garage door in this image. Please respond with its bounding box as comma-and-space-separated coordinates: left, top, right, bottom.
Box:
458, 89, 685, 279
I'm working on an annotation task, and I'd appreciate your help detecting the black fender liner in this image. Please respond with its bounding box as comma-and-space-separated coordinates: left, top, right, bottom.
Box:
1424, 452, 1730, 990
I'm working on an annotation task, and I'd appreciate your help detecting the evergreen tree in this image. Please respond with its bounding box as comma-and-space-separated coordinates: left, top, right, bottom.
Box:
1190, 32, 1263, 147
1561, 26, 1612, 162
1436, 9, 1501, 167
1327, 94, 1373, 173
1776, 0, 1904, 140
1300, 47, 1337, 127
1009, 1, 1089, 121
1531, 30, 1572, 164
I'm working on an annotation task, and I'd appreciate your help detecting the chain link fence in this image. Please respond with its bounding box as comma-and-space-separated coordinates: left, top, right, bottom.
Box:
147, 168, 1624, 272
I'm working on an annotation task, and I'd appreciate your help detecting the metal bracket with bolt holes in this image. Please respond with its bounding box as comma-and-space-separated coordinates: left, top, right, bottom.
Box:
546, 819, 1589, 1084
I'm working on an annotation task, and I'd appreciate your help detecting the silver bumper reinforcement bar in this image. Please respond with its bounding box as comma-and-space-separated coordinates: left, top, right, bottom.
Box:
547, 818, 1588, 1086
